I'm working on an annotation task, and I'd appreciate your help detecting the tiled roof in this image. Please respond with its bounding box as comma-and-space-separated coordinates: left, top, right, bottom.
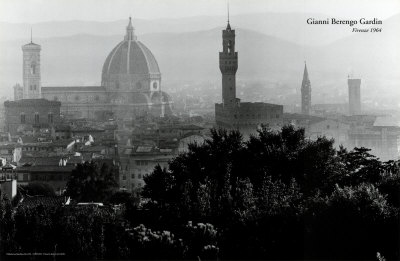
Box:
16, 165, 75, 173
54, 124, 71, 131
19, 196, 67, 208
4, 99, 61, 107
373, 116, 400, 127
20, 136, 38, 144
19, 156, 63, 166
42, 86, 106, 92
71, 126, 105, 132
159, 124, 204, 131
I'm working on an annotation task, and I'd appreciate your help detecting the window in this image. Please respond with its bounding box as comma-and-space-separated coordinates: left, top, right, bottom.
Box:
95, 95, 99, 101
153, 82, 158, 89
122, 175, 126, 180
228, 40, 233, 53
131, 173, 135, 179
138, 183, 142, 188
31, 62, 36, 74
53, 96, 58, 101
20, 113, 26, 124
138, 174, 142, 179
34, 113, 39, 124
33, 85, 36, 90
48, 113, 53, 124
75, 96, 80, 101
115, 82, 120, 89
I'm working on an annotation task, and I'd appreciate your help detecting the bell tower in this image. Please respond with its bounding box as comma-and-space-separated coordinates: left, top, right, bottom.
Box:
22, 30, 41, 99
219, 11, 238, 107
301, 62, 311, 115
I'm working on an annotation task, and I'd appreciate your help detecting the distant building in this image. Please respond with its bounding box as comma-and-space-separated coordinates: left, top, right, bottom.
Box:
301, 63, 311, 115
13, 84, 23, 101
0, 170, 17, 200
347, 116, 400, 161
348, 78, 361, 115
215, 19, 283, 134
12, 18, 173, 121
119, 145, 176, 194
4, 99, 61, 135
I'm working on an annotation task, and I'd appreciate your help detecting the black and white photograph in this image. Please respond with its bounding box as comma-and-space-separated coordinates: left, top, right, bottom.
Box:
0, 0, 399, 260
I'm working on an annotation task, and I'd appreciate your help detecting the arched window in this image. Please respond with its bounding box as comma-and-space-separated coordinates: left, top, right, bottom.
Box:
228, 40, 233, 53
153, 82, 158, 89
30, 62, 36, 74
136, 82, 142, 90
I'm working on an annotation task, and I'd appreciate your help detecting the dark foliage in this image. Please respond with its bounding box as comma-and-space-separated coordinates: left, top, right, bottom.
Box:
65, 161, 118, 203
20, 182, 56, 197
1, 126, 399, 260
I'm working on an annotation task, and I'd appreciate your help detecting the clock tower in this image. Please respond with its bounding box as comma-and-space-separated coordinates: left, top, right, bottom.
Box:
22, 34, 41, 99
219, 19, 238, 107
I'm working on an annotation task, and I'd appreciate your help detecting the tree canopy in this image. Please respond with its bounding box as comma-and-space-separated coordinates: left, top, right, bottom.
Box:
65, 161, 118, 203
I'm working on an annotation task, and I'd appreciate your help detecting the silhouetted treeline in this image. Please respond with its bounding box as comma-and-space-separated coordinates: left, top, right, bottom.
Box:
1, 126, 399, 260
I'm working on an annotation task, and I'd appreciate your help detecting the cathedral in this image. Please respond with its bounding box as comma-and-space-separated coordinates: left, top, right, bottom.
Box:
215, 18, 283, 134
14, 18, 173, 120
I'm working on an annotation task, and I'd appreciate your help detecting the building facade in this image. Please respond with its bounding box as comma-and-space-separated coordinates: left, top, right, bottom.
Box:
215, 20, 283, 134
4, 99, 61, 134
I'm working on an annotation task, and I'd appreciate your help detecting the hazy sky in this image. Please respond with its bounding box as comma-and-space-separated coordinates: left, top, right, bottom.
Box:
0, 0, 399, 23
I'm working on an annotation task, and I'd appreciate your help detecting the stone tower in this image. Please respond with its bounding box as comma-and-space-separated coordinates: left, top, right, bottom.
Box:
22, 34, 41, 99
348, 78, 361, 115
301, 62, 311, 115
219, 17, 238, 107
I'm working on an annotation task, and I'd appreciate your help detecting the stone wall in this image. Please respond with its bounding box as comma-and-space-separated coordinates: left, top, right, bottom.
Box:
4, 99, 61, 134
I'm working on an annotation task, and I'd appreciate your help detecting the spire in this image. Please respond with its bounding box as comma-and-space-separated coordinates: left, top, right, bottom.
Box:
303, 61, 309, 82
226, 1, 231, 30
125, 16, 136, 41
30, 28, 32, 43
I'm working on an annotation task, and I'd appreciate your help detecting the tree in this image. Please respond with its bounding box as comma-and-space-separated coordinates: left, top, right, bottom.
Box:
0, 190, 15, 257
304, 183, 398, 260
65, 161, 118, 202
21, 182, 56, 196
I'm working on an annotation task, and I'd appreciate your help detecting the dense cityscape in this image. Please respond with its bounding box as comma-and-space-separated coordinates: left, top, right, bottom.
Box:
0, 1, 400, 260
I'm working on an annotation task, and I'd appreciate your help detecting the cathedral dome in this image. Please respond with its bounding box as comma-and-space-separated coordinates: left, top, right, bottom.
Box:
102, 41, 160, 77
101, 18, 161, 91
